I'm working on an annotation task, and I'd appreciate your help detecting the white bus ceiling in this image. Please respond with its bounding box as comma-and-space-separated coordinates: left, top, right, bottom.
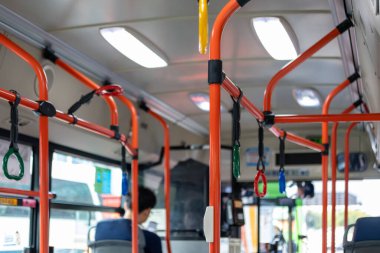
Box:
0, 0, 377, 179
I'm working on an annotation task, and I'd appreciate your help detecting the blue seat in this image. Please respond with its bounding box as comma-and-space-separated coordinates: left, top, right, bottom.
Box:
343, 217, 380, 253
88, 219, 146, 253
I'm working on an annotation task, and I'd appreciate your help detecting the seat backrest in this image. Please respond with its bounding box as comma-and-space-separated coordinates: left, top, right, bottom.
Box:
343, 217, 380, 253
89, 219, 146, 253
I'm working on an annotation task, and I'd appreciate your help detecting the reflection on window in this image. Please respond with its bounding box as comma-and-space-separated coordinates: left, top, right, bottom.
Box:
49, 210, 103, 253
51, 152, 122, 208
0, 206, 30, 252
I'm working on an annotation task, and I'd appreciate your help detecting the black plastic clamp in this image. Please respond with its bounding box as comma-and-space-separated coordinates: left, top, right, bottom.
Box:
36, 101, 56, 117
322, 143, 330, 156
336, 19, 354, 33
262, 111, 275, 128
237, 0, 251, 7
139, 101, 150, 112
208, 60, 223, 84
353, 98, 363, 108
132, 149, 139, 160
348, 72, 360, 83
42, 47, 58, 64
110, 125, 121, 140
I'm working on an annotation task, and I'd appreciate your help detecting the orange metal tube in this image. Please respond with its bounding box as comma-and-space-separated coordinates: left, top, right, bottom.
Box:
209, 1, 240, 253
263, 27, 342, 112
0, 188, 55, 199
0, 34, 50, 253
344, 122, 358, 228
274, 113, 380, 124
321, 78, 352, 253
330, 103, 356, 253
223, 76, 324, 152
116, 95, 139, 253
147, 110, 172, 253
55, 59, 119, 126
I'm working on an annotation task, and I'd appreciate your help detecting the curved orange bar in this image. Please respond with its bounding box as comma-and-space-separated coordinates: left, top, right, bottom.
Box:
275, 113, 380, 123
330, 103, 356, 253
56, 59, 119, 126
320, 78, 351, 253
116, 95, 139, 253
0, 35, 50, 253
263, 27, 341, 112
147, 110, 172, 253
209, 1, 240, 253
344, 122, 358, 228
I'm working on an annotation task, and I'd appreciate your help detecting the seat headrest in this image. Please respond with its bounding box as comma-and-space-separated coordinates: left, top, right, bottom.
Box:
353, 217, 380, 242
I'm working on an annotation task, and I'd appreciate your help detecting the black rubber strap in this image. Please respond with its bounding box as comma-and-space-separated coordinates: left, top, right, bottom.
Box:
279, 132, 286, 169
43, 47, 59, 63
67, 90, 96, 115
353, 98, 363, 108
322, 143, 330, 156
336, 19, 354, 33
139, 101, 150, 112
348, 72, 360, 83
208, 60, 223, 84
258, 123, 264, 159
231, 87, 243, 146
9, 90, 21, 151
121, 146, 127, 172
110, 125, 121, 140
237, 0, 250, 7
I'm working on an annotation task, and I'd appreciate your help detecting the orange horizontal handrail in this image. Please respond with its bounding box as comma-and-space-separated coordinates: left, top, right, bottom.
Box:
0, 188, 55, 199
54, 58, 119, 126
275, 113, 380, 124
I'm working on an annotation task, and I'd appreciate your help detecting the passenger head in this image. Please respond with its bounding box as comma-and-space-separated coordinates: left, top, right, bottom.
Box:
125, 186, 157, 224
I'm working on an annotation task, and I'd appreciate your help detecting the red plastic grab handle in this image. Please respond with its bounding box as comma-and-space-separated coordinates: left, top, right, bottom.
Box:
254, 170, 267, 198
96, 85, 124, 97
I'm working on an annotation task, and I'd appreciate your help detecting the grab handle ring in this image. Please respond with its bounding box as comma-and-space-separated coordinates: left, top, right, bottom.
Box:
254, 167, 267, 198
199, 0, 208, 54
3, 147, 24, 181
96, 85, 124, 97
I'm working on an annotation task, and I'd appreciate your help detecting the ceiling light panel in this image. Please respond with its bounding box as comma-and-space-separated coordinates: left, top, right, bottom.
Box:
252, 17, 299, 60
100, 27, 168, 68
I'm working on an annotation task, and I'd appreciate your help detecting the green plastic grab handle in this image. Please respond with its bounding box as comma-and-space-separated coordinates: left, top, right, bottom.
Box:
3, 147, 24, 181
233, 144, 240, 179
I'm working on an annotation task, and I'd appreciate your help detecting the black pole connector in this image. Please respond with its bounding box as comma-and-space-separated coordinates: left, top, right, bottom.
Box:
36, 101, 56, 117
102, 79, 112, 86
348, 72, 360, 83
237, 0, 251, 7
336, 18, 354, 33
353, 98, 363, 108
208, 60, 223, 84
321, 143, 330, 156
139, 100, 150, 112
132, 149, 139, 161
263, 111, 275, 128
110, 125, 121, 140
42, 47, 58, 64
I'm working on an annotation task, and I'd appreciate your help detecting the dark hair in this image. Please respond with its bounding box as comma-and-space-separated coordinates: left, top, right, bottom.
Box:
126, 186, 157, 213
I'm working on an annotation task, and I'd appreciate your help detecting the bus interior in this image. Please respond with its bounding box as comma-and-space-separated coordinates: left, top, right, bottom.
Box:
0, 0, 379, 253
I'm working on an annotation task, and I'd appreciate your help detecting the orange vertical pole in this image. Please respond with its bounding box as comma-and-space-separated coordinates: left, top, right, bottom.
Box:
117, 96, 139, 253
209, 1, 240, 253
331, 103, 356, 253
54, 58, 119, 126
0, 35, 49, 253
344, 122, 358, 228
321, 75, 356, 253
146, 109, 172, 253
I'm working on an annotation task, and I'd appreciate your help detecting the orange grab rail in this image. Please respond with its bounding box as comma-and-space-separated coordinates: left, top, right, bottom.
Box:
331, 102, 360, 253
115, 95, 139, 253
274, 112, 380, 124
344, 122, 358, 228
263, 19, 353, 112
0, 187, 56, 199
42, 48, 119, 127
0, 34, 50, 253
144, 108, 172, 253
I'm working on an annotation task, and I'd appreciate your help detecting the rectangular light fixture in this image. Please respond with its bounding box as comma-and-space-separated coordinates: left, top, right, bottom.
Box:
100, 27, 168, 68
252, 17, 299, 60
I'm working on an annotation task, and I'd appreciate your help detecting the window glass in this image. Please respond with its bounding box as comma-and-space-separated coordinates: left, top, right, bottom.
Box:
51, 152, 122, 207
49, 209, 104, 253
0, 205, 30, 252
0, 139, 33, 190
